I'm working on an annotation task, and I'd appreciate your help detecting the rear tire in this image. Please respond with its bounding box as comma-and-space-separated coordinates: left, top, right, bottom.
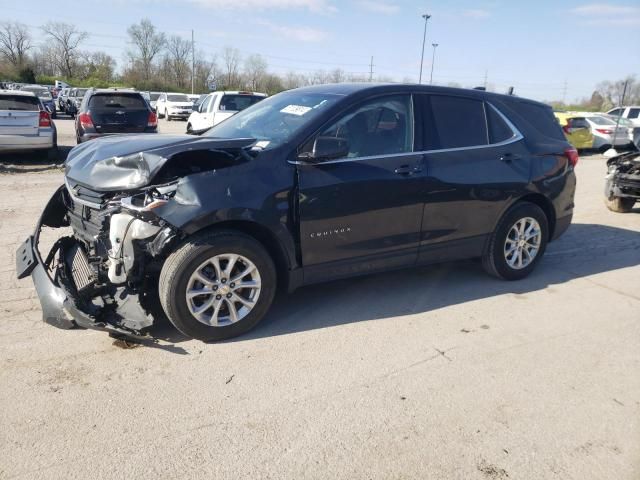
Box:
605, 196, 635, 213
159, 230, 277, 342
186, 123, 192, 134
482, 202, 549, 281
166, 110, 171, 121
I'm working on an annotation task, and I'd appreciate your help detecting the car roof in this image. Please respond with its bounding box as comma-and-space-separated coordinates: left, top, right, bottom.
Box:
210, 91, 267, 97
288, 82, 551, 107
0, 89, 37, 97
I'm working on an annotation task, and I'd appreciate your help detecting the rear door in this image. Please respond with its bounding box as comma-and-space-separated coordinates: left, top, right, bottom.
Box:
416, 94, 530, 263
297, 93, 425, 282
0, 95, 40, 137
89, 93, 149, 133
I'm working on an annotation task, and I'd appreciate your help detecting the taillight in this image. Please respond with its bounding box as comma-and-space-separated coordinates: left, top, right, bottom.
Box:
564, 147, 579, 167
78, 112, 94, 129
596, 128, 613, 134
38, 110, 51, 128
147, 111, 157, 128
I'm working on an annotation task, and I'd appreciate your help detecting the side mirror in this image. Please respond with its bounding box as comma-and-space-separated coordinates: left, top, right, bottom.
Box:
299, 136, 350, 162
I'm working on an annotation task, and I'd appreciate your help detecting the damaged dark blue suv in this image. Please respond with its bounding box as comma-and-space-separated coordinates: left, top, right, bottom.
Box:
16, 84, 577, 341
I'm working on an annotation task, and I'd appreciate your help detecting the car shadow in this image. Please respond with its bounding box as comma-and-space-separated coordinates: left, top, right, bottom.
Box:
222, 222, 640, 343
0, 146, 72, 172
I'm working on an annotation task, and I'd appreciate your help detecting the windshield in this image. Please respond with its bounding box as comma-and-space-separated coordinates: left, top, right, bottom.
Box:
204, 91, 340, 148
588, 116, 615, 125
76, 88, 88, 97
168, 94, 189, 102
150, 93, 161, 101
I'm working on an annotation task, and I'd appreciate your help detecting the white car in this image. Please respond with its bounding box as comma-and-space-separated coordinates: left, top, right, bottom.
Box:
607, 106, 640, 127
148, 91, 162, 112
156, 93, 193, 121
584, 115, 631, 151
186, 91, 267, 133
0, 90, 57, 160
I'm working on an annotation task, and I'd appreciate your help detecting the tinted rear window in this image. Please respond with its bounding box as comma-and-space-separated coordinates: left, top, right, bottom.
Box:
89, 94, 147, 110
428, 95, 488, 149
219, 94, 264, 112
506, 100, 565, 141
0, 95, 40, 111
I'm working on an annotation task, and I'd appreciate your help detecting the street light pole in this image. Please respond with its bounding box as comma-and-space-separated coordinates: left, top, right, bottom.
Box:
418, 14, 431, 84
429, 43, 439, 85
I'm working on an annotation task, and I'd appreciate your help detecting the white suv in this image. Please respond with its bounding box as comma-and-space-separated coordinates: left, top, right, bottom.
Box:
607, 106, 640, 127
186, 91, 266, 132
156, 93, 193, 121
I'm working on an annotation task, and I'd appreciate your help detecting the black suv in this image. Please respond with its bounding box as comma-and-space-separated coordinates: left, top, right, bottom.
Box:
74, 88, 158, 143
17, 84, 577, 341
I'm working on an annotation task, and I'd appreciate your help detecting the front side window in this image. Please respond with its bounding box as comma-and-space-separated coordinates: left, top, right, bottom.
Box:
428, 95, 488, 149
200, 95, 213, 112
306, 94, 414, 159
628, 108, 640, 119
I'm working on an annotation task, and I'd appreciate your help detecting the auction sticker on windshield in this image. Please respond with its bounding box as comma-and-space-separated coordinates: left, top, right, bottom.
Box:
280, 105, 312, 116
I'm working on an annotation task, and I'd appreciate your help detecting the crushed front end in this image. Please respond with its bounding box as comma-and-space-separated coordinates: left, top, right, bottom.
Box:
16, 182, 179, 337
605, 152, 640, 200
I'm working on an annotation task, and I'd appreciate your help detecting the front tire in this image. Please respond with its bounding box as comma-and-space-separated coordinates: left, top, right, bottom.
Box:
482, 202, 549, 280
159, 231, 277, 342
605, 196, 635, 213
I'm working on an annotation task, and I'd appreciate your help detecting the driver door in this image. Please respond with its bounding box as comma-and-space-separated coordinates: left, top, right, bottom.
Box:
297, 94, 425, 283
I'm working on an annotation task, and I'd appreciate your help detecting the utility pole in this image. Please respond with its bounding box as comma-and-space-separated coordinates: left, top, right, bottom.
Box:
429, 43, 438, 85
191, 29, 195, 94
561, 79, 567, 105
418, 14, 431, 84
483, 70, 488, 89
369, 56, 374, 82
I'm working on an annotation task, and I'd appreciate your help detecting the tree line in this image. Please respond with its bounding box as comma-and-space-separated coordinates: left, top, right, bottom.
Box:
0, 18, 638, 106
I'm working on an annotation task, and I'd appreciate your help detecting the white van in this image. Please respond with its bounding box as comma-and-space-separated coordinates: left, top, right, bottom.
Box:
186, 91, 267, 132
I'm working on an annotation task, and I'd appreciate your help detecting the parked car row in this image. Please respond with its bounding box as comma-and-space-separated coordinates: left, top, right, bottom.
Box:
555, 106, 640, 152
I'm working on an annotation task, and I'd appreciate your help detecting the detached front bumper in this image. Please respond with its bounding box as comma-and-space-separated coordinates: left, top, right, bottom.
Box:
15, 187, 158, 338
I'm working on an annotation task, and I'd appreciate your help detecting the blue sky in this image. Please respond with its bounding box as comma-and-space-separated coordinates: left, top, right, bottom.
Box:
3, 0, 639, 101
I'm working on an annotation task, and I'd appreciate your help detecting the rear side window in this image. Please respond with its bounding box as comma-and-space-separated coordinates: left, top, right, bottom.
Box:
0, 95, 40, 111
89, 94, 147, 110
219, 95, 264, 112
506, 100, 565, 141
428, 95, 488, 149
628, 108, 640, 119
487, 105, 514, 143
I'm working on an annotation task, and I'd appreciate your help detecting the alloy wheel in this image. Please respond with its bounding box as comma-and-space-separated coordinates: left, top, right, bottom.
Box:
185, 253, 262, 327
503, 217, 542, 270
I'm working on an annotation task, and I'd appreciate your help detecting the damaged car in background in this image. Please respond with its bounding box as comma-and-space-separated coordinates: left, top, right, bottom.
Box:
16, 84, 577, 342
605, 151, 640, 213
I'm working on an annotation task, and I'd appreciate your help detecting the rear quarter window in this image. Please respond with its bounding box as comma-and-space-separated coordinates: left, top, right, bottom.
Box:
89, 94, 147, 110
0, 95, 40, 111
505, 100, 565, 141
428, 95, 488, 149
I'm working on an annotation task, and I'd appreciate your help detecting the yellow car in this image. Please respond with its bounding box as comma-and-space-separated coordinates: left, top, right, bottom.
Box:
554, 112, 594, 150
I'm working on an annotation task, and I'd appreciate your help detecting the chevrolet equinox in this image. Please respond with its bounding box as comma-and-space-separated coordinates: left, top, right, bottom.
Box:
16, 84, 577, 341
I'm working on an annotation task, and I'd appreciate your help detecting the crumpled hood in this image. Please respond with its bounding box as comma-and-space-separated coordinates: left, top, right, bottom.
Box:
65, 134, 256, 192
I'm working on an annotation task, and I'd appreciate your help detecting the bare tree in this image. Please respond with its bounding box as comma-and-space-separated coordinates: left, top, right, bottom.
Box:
41, 22, 88, 78
165, 35, 191, 88
0, 22, 32, 67
82, 51, 116, 81
127, 19, 166, 81
329, 68, 345, 83
243, 54, 267, 91
222, 46, 241, 88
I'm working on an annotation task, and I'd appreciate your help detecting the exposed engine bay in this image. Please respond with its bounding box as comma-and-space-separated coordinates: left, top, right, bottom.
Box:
17, 135, 260, 337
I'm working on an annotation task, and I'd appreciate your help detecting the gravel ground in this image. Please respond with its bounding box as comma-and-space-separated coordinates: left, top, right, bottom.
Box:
0, 118, 639, 480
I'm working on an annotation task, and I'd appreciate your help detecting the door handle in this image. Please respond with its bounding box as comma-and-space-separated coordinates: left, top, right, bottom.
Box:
499, 153, 521, 163
394, 165, 422, 176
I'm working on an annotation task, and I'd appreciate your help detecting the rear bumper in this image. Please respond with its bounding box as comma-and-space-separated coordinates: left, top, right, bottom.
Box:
0, 131, 55, 152
552, 213, 573, 241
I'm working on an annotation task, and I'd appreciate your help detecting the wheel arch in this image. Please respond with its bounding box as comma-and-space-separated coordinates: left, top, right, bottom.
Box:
511, 193, 556, 241
192, 220, 293, 291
